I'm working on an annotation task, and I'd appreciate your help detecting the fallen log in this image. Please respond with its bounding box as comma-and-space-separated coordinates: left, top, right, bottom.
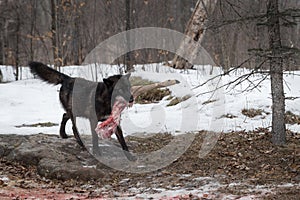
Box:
131, 79, 180, 99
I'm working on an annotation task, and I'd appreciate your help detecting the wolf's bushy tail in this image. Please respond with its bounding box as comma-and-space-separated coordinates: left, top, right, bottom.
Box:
29, 61, 70, 85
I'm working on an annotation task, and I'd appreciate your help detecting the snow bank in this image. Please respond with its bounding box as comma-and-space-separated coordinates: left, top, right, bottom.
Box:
0, 64, 299, 136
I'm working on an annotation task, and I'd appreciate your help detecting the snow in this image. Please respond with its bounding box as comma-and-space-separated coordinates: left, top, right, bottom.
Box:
0, 79, 66, 135
1, 63, 300, 198
114, 181, 300, 200
1, 64, 300, 136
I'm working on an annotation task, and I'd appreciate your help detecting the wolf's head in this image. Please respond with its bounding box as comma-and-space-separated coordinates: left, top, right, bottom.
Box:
103, 74, 134, 105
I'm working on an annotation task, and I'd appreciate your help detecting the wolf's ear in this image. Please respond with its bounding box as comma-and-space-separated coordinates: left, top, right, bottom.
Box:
103, 78, 114, 86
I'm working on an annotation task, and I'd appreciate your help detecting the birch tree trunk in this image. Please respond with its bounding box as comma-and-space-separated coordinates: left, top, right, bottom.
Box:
267, 0, 286, 145
170, 0, 217, 69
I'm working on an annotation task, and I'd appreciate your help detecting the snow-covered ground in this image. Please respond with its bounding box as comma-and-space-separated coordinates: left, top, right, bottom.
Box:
1, 63, 300, 136
1, 63, 299, 199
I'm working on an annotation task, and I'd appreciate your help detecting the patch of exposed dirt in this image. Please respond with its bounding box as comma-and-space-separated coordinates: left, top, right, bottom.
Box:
241, 108, 300, 126
220, 113, 238, 119
285, 111, 300, 125
15, 122, 58, 128
241, 108, 267, 118
0, 129, 299, 199
135, 88, 171, 104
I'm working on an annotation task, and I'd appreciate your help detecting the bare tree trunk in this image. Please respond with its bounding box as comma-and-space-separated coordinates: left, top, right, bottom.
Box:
125, 0, 133, 72
170, 0, 217, 69
0, 31, 3, 64
3, 17, 9, 65
267, 0, 286, 145
50, 0, 60, 69
15, 15, 20, 81
29, 0, 37, 61
212, 32, 225, 71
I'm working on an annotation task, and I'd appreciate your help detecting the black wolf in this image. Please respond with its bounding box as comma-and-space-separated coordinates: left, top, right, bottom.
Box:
29, 62, 134, 159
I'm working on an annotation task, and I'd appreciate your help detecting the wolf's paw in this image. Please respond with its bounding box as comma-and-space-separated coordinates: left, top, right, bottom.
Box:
124, 151, 137, 162
60, 132, 68, 139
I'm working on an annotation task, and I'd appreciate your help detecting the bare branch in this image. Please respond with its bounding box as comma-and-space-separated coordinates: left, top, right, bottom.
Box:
195, 57, 268, 96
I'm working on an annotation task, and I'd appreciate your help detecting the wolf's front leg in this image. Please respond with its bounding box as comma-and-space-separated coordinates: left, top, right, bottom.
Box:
90, 119, 100, 156
115, 126, 136, 161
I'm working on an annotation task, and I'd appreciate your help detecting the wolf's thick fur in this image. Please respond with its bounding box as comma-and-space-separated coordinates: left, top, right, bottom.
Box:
29, 62, 134, 159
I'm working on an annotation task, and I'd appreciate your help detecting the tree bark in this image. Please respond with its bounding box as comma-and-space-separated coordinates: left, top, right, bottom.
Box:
29, 0, 37, 61
15, 15, 20, 81
267, 0, 286, 145
125, 0, 133, 72
170, 0, 217, 69
50, 0, 61, 69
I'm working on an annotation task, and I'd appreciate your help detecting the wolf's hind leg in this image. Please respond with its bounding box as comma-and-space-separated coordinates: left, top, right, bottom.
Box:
60, 113, 70, 138
70, 115, 84, 146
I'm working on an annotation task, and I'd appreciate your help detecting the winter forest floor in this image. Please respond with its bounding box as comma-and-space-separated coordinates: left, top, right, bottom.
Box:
0, 130, 299, 199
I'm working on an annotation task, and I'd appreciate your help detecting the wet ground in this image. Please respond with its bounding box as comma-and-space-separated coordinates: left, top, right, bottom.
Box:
0, 129, 299, 199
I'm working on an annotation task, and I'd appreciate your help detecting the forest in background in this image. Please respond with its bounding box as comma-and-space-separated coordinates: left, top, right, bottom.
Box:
0, 0, 299, 71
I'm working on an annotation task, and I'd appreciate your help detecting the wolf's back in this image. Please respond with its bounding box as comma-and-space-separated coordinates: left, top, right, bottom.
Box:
29, 62, 70, 85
